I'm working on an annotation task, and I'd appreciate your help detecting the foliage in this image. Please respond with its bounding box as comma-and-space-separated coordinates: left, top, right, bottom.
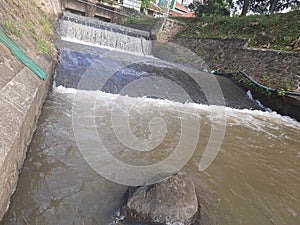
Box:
0, 0, 57, 59
236, 0, 300, 15
239, 75, 292, 97
125, 15, 159, 25
190, 0, 233, 17
37, 38, 55, 55
190, 0, 300, 16
141, 0, 155, 9
25, 20, 37, 35
40, 16, 53, 35
179, 10, 300, 51
3, 19, 22, 37
259, 72, 292, 92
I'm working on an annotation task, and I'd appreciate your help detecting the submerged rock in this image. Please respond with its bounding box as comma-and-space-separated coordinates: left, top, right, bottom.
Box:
121, 172, 200, 225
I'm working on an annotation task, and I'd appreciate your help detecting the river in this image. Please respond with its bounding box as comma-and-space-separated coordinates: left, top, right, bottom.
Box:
1, 13, 300, 225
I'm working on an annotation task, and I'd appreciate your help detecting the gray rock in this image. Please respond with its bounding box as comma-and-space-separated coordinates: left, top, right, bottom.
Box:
121, 172, 200, 225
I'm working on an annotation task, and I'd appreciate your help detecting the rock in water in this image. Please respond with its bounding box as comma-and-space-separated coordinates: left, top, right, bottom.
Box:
121, 172, 200, 225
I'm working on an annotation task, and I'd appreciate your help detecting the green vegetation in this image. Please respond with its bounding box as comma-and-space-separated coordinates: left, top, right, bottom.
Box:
189, 0, 232, 17
259, 72, 292, 92
239, 72, 293, 96
40, 16, 53, 35
37, 38, 55, 55
177, 10, 300, 51
141, 0, 155, 9
3, 19, 22, 38
25, 20, 37, 35
36, 15, 56, 57
234, 0, 300, 16
189, 0, 300, 17
0, 0, 57, 59
125, 15, 159, 25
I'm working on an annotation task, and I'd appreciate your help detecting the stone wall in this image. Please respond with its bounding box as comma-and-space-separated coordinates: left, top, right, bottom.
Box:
173, 37, 300, 120
36, 0, 62, 18
158, 18, 186, 42
151, 18, 186, 42
174, 37, 300, 92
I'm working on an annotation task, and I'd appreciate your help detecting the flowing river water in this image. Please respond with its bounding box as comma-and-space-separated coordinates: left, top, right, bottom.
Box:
2, 13, 300, 225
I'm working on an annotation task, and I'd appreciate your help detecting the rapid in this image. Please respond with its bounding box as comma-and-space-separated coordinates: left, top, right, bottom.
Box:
1, 13, 299, 225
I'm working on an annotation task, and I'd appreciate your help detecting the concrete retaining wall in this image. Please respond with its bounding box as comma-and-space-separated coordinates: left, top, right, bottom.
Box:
0, 55, 54, 221
151, 18, 186, 42
174, 37, 300, 120
174, 37, 300, 91
36, 0, 62, 17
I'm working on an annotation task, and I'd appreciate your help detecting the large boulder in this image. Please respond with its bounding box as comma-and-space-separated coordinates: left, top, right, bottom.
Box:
121, 172, 200, 225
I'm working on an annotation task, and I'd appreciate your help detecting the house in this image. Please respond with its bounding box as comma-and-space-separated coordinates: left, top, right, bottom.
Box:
157, 0, 195, 17
180, 0, 194, 8
168, 0, 196, 17
122, 0, 142, 12
144, 2, 164, 17
123, 0, 195, 17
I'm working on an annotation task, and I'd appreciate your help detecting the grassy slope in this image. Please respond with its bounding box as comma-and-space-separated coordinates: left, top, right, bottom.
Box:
0, 0, 57, 59
125, 15, 160, 25
175, 10, 300, 51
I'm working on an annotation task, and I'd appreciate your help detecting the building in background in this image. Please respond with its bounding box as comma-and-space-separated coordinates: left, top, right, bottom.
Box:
122, 0, 142, 11
180, 0, 194, 7
167, 0, 195, 17
144, 2, 164, 16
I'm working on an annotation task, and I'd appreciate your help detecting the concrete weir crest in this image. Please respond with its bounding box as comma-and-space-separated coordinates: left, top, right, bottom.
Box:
58, 12, 152, 55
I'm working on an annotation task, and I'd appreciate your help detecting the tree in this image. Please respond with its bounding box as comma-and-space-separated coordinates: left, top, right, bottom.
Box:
194, 0, 233, 17
141, 0, 155, 10
237, 0, 300, 16
269, 0, 279, 13
240, 0, 250, 16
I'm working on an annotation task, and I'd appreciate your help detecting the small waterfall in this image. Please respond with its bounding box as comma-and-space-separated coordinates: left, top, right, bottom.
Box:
58, 12, 152, 55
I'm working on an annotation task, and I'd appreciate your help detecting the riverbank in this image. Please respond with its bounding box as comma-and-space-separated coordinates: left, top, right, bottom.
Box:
124, 11, 300, 91
175, 10, 300, 51
172, 10, 300, 92
0, 0, 57, 220
172, 37, 300, 120
126, 13, 300, 120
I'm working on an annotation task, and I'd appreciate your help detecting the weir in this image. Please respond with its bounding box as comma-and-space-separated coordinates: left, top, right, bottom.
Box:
56, 13, 261, 109
2, 12, 300, 225
59, 12, 152, 55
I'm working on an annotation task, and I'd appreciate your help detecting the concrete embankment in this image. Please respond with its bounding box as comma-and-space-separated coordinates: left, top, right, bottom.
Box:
0, 55, 54, 220
0, 0, 57, 220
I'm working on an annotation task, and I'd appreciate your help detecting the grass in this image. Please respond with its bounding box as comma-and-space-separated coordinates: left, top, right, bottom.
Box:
25, 19, 37, 35
3, 19, 22, 38
1, 0, 57, 59
176, 10, 300, 51
40, 16, 53, 35
265, 77, 292, 92
24, 14, 55, 57
37, 15, 56, 56
125, 15, 159, 25
36, 37, 55, 58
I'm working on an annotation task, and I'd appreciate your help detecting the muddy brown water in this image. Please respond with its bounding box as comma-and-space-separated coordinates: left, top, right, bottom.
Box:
2, 41, 300, 225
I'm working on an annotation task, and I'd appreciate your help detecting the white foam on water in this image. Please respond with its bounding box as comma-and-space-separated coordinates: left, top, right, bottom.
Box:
246, 90, 272, 112
59, 19, 152, 56
53, 85, 300, 131
60, 36, 153, 57
54, 85, 78, 94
